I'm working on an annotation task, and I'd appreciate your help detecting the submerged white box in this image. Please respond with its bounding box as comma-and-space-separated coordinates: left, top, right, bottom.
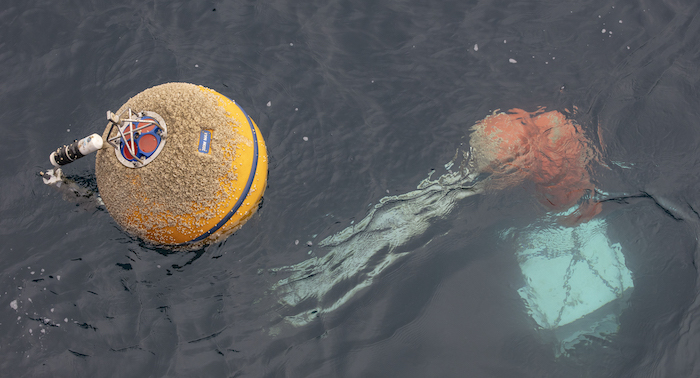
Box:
515, 216, 633, 354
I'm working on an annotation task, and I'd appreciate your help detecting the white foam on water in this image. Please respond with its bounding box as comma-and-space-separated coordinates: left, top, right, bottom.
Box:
270, 151, 480, 327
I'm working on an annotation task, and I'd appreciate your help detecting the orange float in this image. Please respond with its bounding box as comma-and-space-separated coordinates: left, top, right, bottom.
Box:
470, 108, 600, 223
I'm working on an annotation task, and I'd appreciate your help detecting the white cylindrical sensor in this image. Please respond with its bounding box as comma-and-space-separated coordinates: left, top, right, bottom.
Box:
50, 134, 104, 167
77, 133, 103, 155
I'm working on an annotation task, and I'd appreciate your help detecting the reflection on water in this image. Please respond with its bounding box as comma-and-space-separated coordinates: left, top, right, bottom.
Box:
270, 108, 634, 355
270, 149, 480, 326
40, 168, 102, 208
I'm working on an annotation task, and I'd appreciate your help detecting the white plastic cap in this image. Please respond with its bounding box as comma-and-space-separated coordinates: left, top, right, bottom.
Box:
77, 134, 103, 155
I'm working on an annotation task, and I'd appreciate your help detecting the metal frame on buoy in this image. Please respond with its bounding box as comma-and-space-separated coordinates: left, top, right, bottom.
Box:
105, 108, 168, 168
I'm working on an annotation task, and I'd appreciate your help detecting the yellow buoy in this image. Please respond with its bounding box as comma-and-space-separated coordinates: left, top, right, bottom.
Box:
95, 82, 268, 247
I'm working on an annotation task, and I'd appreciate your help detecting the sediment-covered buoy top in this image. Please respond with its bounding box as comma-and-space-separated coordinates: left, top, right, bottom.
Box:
95, 82, 268, 246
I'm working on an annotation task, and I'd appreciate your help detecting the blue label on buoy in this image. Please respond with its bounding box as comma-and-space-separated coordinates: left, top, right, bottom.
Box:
198, 130, 211, 154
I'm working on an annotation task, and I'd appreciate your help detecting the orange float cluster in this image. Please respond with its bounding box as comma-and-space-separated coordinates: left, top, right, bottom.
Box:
470, 108, 600, 223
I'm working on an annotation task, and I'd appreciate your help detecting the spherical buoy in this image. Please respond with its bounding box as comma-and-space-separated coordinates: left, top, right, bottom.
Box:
95, 83, 268, 247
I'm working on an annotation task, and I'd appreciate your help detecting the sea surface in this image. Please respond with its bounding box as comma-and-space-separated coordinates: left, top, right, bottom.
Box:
1, 0, 700, 377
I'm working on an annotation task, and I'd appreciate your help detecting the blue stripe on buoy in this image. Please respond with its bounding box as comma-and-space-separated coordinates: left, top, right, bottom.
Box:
185, 101, 259, 244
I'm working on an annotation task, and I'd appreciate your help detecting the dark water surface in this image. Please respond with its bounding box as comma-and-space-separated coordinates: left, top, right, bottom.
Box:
2, 0, 700, 376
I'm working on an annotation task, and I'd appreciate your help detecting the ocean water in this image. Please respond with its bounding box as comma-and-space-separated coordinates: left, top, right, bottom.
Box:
1, 0, 700, 377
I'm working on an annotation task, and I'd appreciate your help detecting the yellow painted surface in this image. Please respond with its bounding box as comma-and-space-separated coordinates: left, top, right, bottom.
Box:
125, 86, 267, 246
